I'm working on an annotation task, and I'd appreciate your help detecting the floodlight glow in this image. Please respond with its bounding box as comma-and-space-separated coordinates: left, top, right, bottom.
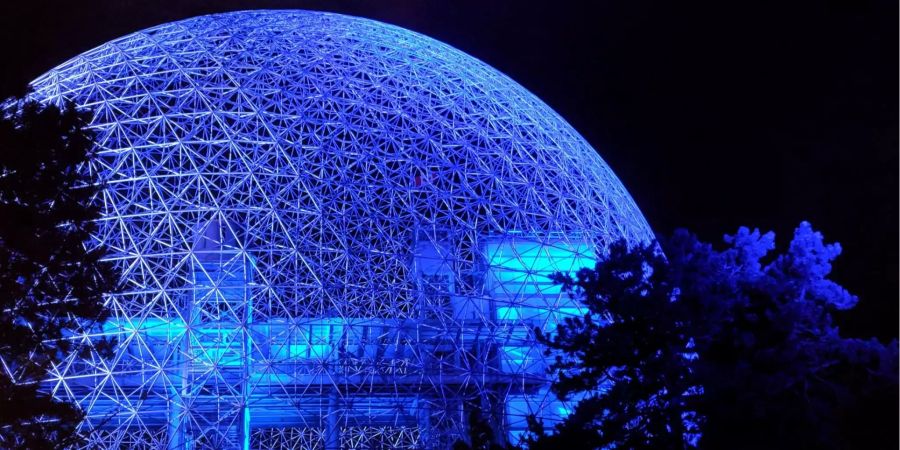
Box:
26, 10, 652, 449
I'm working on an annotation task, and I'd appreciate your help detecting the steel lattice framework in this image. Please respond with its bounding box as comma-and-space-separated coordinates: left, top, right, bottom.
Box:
25, 10, 652, 449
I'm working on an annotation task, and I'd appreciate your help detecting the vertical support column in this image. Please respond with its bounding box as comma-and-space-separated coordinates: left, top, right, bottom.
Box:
417, 396, 432, 449
168, 299, 192, 449
326, 390, 340, 450
239, 252, 253, 450
166, 345, 186, 449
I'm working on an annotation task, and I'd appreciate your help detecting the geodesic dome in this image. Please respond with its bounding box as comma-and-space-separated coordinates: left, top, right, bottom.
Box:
28, 9, 652, 449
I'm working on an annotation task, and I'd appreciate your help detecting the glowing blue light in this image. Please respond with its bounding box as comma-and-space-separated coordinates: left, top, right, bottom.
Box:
25, 9, 652, 449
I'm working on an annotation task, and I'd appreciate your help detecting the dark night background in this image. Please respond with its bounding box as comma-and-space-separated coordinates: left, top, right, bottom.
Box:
1, 0, 896, 341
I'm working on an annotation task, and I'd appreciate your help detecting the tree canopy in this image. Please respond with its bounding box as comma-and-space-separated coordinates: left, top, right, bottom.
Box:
527, 223, 898, 450
0, 99, 116, 448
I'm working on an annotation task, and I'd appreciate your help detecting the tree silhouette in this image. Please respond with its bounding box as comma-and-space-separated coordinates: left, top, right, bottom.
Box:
0, 99, 117, 448
525, 241, 700, 450
527, 223, 897, 450
668, 223, 897, 450
453, 409, 518, 450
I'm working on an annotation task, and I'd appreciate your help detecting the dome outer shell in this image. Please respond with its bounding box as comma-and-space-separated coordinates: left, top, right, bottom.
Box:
28, 9, 652, 449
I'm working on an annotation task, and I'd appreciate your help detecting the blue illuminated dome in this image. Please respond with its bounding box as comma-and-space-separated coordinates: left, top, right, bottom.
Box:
28, 10, 652, 449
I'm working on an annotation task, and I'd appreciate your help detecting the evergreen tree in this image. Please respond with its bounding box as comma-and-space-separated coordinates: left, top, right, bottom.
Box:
0, 99, 117, 448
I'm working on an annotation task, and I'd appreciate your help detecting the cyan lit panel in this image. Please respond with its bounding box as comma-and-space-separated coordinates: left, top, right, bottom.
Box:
99, 316, 187, 374
485, 238, 595, 324
485, 239, 595, 294
190, 326, 246, 367
101, 317, 424, 372
498, 345, 544, 374
486, 237, 595, 408
101, 316, 186, 339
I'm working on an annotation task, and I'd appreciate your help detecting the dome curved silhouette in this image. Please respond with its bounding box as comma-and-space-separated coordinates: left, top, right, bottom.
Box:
28, 10, 652, 449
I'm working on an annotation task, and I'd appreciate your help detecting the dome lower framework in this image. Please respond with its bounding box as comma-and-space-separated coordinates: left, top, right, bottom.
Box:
26, 10, 652, 449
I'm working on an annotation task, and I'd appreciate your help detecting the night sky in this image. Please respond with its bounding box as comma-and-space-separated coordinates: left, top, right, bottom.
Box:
1, 0, 896, 340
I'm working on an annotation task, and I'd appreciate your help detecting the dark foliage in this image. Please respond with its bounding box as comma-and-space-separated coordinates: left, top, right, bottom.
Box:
0, 99, 116, 448
452, 410, 515, 450
668, 223, 898, 450
526, 223, 898, 450
525, 242, 700, 450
